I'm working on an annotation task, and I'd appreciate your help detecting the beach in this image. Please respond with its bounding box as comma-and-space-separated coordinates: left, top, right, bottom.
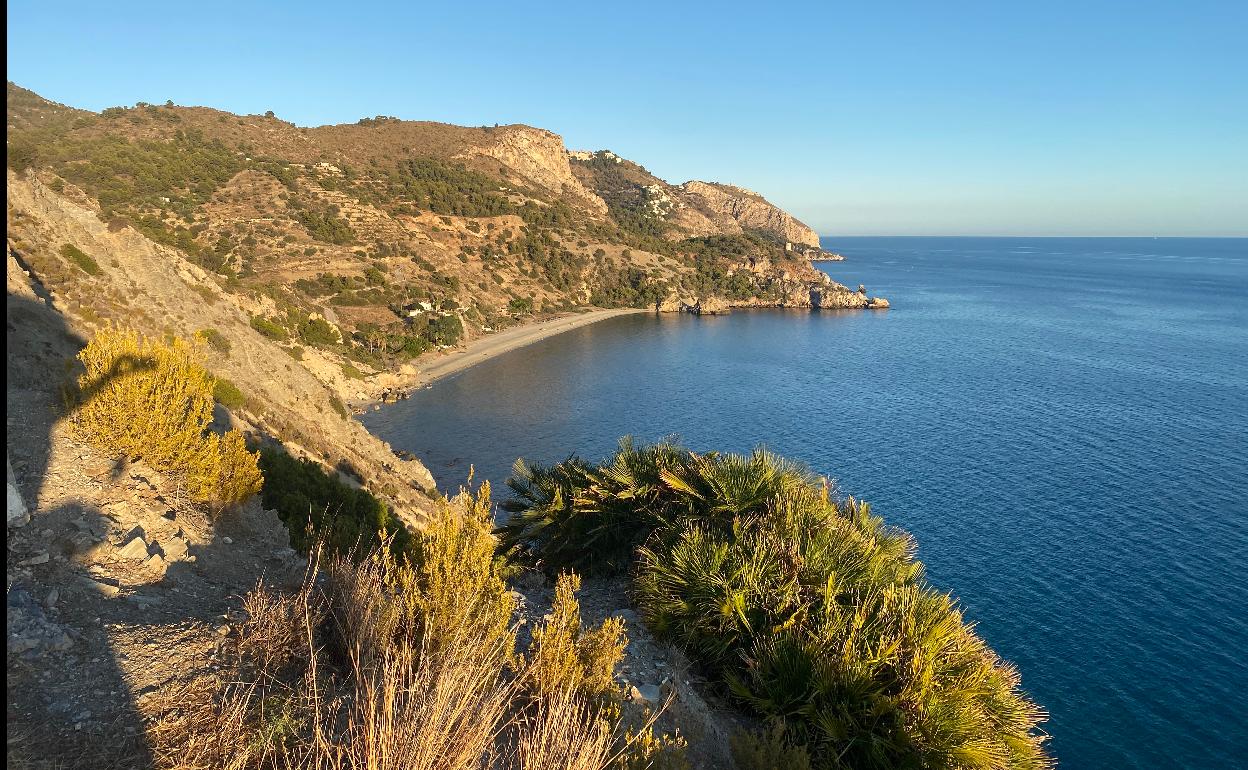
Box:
409, 308, 648, 387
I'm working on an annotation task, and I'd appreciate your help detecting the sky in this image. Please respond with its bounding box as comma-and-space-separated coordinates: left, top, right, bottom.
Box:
7, 0, 1247, 236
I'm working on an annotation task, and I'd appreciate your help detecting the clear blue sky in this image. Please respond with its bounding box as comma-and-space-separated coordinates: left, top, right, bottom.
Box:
8, 0, 1247, 236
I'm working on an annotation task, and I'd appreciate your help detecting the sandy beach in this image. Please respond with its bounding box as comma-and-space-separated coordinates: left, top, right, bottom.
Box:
410, 308, 649, 387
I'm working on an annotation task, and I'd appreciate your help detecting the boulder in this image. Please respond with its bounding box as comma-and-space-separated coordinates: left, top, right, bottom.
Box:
7, 455, 29, 528
159, 536, 190, 562
117, 535, 150, 561
628, 684, 663, 707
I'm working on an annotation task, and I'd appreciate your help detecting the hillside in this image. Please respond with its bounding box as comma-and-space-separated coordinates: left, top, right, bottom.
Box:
5, 84, 1055, 770
6, 84, 882, 368
4, 80, 893, 535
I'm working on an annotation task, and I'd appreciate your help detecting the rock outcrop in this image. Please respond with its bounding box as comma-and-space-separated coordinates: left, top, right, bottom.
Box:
655, 294, 731, 315
456, 126, 608, 216
679, 181, 821, 248
7, 455, 29, 528
809, 285, 890, 309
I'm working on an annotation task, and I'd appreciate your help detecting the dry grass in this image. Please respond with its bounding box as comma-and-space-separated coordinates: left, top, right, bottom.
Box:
148, 494, 638, 770
514, 688, 613, 770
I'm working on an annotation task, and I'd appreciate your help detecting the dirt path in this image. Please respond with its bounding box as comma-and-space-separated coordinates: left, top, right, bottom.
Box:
411, 308, 648, 387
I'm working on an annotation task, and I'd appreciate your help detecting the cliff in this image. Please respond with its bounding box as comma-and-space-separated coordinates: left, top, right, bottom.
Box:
567, 149, 825, 249
454, 125, 609, 216
679, 181, 821, 248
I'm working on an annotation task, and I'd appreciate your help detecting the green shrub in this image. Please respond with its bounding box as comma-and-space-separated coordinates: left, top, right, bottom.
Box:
730, 725, 812, 770
340, 362, 366, 380
424, 314, 463, 346
501, 439, 1052, 769
250, 315, 288, 341
298, 317, 338, 346
286, 345, 306, 361
328, 394, 348, 418
212, 377, 246, 409
292, 204, 354, 244
60, 243, 101, 276
196, 327, 231, 354
257, 447, 408, 556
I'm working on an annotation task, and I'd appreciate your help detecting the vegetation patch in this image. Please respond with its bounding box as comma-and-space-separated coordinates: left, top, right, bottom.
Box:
257, 447, 408, 556
212, 376, 246, 409
249, 315, 288, 341
71, 327, 261, 510
151, 484, 683, 768
500, 438, 1053, 769
60, 243, 102, 276
195, 327, 231, 354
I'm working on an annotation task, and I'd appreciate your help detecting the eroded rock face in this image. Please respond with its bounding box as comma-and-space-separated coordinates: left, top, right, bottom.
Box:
679, 181, 820, 248
808, 286, 889, 309
655, 294, 731, 315
456, 127, 608, 216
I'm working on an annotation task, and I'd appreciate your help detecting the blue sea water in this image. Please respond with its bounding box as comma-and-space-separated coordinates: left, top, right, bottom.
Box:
364, 237, 1248, 768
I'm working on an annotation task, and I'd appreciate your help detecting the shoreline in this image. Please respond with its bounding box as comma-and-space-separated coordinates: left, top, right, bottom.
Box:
385, 308, 649, 396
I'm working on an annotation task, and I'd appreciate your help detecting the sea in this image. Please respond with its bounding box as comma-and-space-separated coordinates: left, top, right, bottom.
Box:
363, 237, 1248, 768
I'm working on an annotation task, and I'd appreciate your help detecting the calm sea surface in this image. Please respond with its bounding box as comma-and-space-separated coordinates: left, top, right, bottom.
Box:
364, 237, 1248, 768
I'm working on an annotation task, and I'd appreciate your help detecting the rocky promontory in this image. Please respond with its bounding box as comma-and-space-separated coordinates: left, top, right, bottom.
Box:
679, 181, 821, 248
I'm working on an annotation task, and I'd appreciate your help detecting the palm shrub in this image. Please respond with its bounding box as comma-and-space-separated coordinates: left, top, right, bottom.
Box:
501, 439, 1052, 769
72, 326, 261, 509
499, 437, 824, 573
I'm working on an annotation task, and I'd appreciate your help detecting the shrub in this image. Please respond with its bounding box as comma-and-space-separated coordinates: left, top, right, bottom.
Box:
614, 726, 690, 770
424, 314, 463, 346
257, 447, 408, 556
499, 438, 822, 574
501, 439, 1052, 769
340, 362, 365, 380
60, 243, 102, 276
525, 572, 627, 708
72, 327, 261, 510
730, 724, 813, 770
298, 317, 338, 346
195, 327, 231, 354
328, 394, 348, 418
286, 345, 306, 361
250, 315, 288, 341
212, 377, 246, 409
404, 483, 515, 657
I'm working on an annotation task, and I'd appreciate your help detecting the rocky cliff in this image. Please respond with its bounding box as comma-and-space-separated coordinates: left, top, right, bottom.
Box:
679, 181, 821, 248
567, 150, 825, 249
456, 126, 609, 215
